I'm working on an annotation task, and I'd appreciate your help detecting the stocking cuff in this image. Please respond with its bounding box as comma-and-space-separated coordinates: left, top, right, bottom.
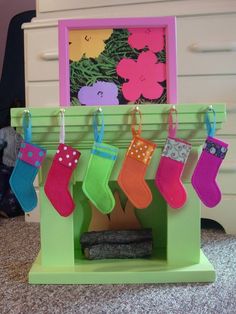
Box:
56, 143, 81, 169
127, 135, 156, 165
18, 142, 46, 168
91, 142, 118, 160
203, 136, 228, 159
162, 137, 191, 163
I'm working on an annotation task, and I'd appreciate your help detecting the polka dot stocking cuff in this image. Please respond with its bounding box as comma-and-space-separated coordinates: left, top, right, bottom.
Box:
127, 135, 156, 166
56, 143, 81, 169
118, 135, 157, 209
18, 142, 46, 168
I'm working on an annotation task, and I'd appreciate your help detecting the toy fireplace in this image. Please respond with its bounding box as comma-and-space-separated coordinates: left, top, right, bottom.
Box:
11, 103, 226, 284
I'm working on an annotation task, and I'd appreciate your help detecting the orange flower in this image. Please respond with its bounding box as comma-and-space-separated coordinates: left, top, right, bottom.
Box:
69, 29, 113, 61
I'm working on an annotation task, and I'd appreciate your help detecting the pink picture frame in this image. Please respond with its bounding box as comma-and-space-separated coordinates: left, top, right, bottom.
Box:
58, 16, 177, 107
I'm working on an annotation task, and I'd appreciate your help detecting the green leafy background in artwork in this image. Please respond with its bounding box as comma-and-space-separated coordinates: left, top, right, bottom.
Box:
70, 29, 166, 106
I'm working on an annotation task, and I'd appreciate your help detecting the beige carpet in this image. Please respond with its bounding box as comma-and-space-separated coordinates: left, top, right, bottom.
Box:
0, 217, 235, 314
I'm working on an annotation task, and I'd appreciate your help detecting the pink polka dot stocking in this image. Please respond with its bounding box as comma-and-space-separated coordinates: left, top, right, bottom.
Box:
44, 143, 81, 217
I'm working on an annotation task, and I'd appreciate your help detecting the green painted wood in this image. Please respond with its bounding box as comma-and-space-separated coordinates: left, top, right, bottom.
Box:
10, 103, 226, 283
28, 250, 215, 284
73, 182, 92, 260
40, 185, 75, 267
167, 184, 201, 265
11, 104, 226, 149
136, 181, 167, 251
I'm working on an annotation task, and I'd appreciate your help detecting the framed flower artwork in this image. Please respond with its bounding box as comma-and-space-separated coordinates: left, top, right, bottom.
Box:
58, 17, 177, 107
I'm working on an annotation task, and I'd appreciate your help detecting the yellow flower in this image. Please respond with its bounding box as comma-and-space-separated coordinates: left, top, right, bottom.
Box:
69, 29, 113, 61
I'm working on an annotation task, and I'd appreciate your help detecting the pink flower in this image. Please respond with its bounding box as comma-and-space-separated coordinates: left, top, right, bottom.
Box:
128, 28, 165, 52
116, 51, 166, 102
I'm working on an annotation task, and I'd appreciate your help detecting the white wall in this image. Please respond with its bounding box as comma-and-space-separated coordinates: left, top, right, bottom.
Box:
0, 0, 36, 78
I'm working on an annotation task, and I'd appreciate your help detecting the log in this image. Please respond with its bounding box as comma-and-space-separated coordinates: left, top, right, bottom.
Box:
84, 241, 152, 260
80, 229, 152, 248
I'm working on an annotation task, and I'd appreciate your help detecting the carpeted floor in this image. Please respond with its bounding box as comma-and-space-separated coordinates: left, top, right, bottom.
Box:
0, 217, 235, 314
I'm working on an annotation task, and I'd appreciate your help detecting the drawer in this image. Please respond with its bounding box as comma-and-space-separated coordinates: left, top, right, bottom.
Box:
178, 76, 236, 105
218, 138, 236, 163
217, 103, 236, 137
178, 75, 236, 136
217, 138, 236, 195
36, 0, 236, 19
177, 14, 236, 76
37, 0, 169, 13
218, 162, 236, 195
26, 82, 60, 107
201, 195, 236, 234
183, 141, 236, 195
25, 27, 58, 82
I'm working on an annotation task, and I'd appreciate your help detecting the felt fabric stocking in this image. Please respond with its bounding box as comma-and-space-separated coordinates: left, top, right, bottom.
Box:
191, 136, 228, 207
82, 110, 118, 214
118, 108, 156, 209
10, 141, 46, 212
191, 107, 228, 207
155, 107, 191, 209
118, 135, 156, 209
155, 137, 191, 209
83, 142, 118, 214
44, 143, 81, 217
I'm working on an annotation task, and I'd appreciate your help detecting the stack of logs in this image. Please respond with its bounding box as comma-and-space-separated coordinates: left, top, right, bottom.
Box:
80, 229, 153, 260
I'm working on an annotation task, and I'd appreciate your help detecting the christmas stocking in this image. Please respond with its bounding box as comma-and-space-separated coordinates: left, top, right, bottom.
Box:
44, 143, 81, 217
191, 107, 228, 207
192, 137, 228, 207
155, 107, 191, 209
10, 141, 46, 212
82, 110, 118, 214
118, 108, 156, 209
118, 135, 156, 209
155, 137, 191, 209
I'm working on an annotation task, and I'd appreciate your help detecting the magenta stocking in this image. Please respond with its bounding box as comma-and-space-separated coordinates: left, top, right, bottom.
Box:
191, 136, 228, 207
155, 137, 191, 209
154, 107, 192, 209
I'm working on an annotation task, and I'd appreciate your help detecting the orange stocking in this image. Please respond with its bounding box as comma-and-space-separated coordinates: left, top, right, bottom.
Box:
118, 109, 156, 209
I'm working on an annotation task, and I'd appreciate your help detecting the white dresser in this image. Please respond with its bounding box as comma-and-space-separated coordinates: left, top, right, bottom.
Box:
23, 0, 236, 233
